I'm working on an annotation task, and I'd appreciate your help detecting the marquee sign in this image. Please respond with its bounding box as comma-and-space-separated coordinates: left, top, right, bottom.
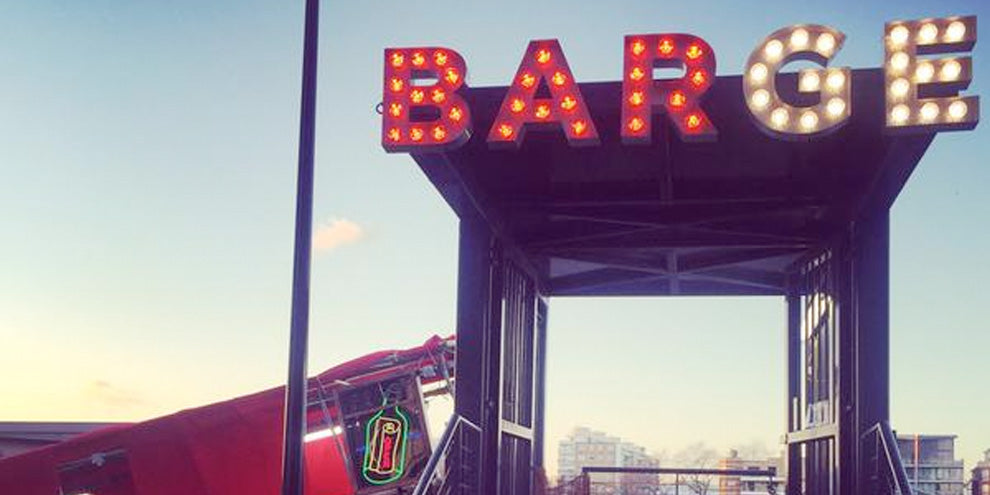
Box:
381, 15, 978, 152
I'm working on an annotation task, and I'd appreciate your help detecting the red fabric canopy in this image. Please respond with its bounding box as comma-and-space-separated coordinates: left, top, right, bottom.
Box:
0, 336, 452, 495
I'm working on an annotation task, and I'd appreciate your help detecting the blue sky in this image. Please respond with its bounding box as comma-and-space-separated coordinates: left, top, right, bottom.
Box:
0, 0, 987, 479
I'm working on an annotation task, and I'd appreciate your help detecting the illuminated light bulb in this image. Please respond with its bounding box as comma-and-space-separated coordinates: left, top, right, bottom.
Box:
816, 33, 836, 54
431, 88, 446, 104
432, 125, 447, 141
411, 52, 426, 67
631, 39, 646, 56
800, 111, 819, 130
826, 97, 846, 117
945, 21, 966, 42
410, 127, 425, 141
771, 107, 790, 128
627, 117, 645, 133
918, 23, 938, 43
388, 102, 403, 117
764, 39, 784, 60
826, 71, 846, 90
629, 66, 646, 81
790, 29, 809, 49
387, 128, 401, 142
510, 98, 526, 113
889, 52, 910, 72
685, 113, 703, 130
749, 63, 769, 83
536, 49, 552, 64
668, 91, 687, 108
889, 25, 910, 46
658, 38, 675, 56
571, 120, 588, 136
690, 70, 707, 88
535, 104, 551, 119
552, 71, 567, 86
915, 62, 935, 82
434, 51, 448, 66
941, 60, 962, 81
686, 44, 704, 60
410, 89, 425, 104
919, 102, 939, 122
448, 106, 464, 122
390, 52, 405, 68
444, 68, 460, 85
628, 91, 645, 106
520, 73, 536, 89
390, 78, 405, 93
890, 78, 910, 98
498, 123, 514, 138
948, 100, 968, 120
560, 95, 577, 111
751, 89, 770, 109
890, 104, 910, 124
800, 71, 821, 92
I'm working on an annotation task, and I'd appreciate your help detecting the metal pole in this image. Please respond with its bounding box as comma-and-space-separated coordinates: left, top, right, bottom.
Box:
281, 0, 320, 494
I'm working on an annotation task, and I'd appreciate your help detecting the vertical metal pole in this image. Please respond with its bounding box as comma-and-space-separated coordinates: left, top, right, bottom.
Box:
281, 1, 320, 494
786, 290, 801, 495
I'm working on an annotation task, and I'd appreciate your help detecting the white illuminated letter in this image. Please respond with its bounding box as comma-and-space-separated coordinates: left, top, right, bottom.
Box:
885, 16, 979, 133
743, 24, 851, 139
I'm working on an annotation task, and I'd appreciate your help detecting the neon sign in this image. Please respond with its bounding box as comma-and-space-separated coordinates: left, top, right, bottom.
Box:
381, 15, 979, 152
361, 406, 410, 485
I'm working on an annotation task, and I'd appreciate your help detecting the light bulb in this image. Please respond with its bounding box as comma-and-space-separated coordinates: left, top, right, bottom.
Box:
948, 100, 968, 120
945, 21, 966, 42
826, 71, 846, 90
915, 62, 935, 82
765, 40, 784, 61
889, 25, 910, 46
919, 102, 939, 121
826, 97, 846, 117
800, 111, 819, 130
918, 23, 938, 43
890, 104, 910, 124
800, 71, 821, 92
890, 78, 910, 98
816, 33, 836, 54
771, 108, 790, 127
890, 52, 910, 72
941, 60, 961, 80
749, 63, 768, 83
751, 89, 770, 109
791, 29, 809, 49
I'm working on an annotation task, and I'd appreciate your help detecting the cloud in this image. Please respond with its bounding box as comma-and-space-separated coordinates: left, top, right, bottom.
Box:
83, 380, 147, 409
313, 218, 365, 253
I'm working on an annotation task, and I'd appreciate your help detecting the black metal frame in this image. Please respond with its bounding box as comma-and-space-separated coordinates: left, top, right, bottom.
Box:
409, 71, 932, 495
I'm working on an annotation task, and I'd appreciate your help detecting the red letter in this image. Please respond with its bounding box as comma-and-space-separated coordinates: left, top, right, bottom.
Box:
487, 39, 599, 148
622, 34, 717, 143
382, 47, 472, 152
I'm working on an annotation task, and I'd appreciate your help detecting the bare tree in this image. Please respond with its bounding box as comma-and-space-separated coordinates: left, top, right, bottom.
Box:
672, 442, 719, 495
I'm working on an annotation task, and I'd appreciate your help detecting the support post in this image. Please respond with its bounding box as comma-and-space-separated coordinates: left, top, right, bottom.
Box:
786, 289, 802, 495
454, 211, 502, 495
280, 1, 320, 494
532, 298, 549, 488
852, 209, 890, 493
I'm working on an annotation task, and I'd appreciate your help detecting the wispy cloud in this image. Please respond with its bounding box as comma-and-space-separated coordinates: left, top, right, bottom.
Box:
83, 380, 147, 409
313, 218, 365, 254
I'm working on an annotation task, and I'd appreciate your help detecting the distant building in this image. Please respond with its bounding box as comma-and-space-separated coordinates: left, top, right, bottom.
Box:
0, 422, 120, 459
557, 426, 659, 494
896, 434, 965, 495
718, 450, 784, 495
973, 449, 990, 495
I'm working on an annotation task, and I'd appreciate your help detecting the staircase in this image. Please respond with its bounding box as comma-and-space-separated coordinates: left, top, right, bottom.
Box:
412, 415, 482, 495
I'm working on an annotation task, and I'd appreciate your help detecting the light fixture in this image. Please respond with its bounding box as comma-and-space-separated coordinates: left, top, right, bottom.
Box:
744, 24, 850, 138
890, 25, 910, 46
941, 60, 961, 80
918, 23, 939, 43
919, 102, 939, 121
890, 104, 910, 124
948, 100, 968, 120
890, 52, 909, 72
304, 425, 344, 443
945, 21, 966, 42
890, 78, 910, 98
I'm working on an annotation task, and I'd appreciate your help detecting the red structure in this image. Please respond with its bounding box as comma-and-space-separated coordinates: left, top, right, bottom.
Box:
0, 336, 454, 495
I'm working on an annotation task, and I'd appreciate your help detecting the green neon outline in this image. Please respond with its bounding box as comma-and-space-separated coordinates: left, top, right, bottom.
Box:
361, 405, 410, 485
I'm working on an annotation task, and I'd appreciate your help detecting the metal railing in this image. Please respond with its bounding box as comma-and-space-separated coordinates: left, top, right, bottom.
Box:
412, 414, 482, 495
861, 421, 913, 495
550, 466, 779, 495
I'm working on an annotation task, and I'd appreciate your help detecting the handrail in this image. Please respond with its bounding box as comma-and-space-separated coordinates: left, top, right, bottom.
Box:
412, 413, 481, 495
862, 420, 913, 495
582, 466, 776, 477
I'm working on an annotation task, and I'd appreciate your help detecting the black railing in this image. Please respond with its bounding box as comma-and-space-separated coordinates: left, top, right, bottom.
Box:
861, 421, 913, 495
412, 414, 482, 495
548, 466, 779, 495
